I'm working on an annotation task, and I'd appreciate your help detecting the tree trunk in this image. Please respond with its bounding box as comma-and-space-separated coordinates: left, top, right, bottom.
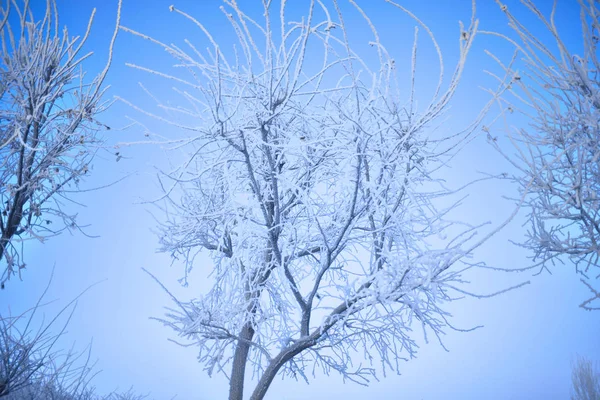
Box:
228, 322, 255, 400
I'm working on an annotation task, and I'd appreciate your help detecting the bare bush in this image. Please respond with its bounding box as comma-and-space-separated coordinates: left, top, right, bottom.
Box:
1, 277, 97, 399
571, 354, 600, 400
0, 277, 148, 400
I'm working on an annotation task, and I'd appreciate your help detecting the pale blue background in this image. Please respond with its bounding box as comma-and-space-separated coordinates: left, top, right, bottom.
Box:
1, 0, 598, 399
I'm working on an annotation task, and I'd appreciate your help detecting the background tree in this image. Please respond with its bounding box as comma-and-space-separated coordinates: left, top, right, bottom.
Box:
486, 0, 600, 310
0, 0, 121, 286
121, 1, 519, 399
571, 354, 600, 400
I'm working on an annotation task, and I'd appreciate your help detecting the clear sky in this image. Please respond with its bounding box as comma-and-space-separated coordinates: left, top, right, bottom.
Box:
2, 0, 599, 399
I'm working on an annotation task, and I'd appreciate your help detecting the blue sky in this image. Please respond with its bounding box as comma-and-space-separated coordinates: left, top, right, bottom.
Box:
2, 0, 599, 399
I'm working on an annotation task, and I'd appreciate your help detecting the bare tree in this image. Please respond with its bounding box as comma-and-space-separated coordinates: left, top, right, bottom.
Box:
121, 1, 519, 399
0, 0, 122, 286
485, 0, 600, 310
571, 354, 600, 400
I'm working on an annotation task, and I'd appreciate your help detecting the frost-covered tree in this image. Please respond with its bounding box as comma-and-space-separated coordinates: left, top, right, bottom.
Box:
0, 0, 121, 286
121, 1, 519, 399
487, 0, 600, 310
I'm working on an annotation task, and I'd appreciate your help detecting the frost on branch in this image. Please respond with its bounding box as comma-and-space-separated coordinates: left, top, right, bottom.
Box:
123, 0, 514, 398
487, 0, 600, 311
0, 0, 121, 286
